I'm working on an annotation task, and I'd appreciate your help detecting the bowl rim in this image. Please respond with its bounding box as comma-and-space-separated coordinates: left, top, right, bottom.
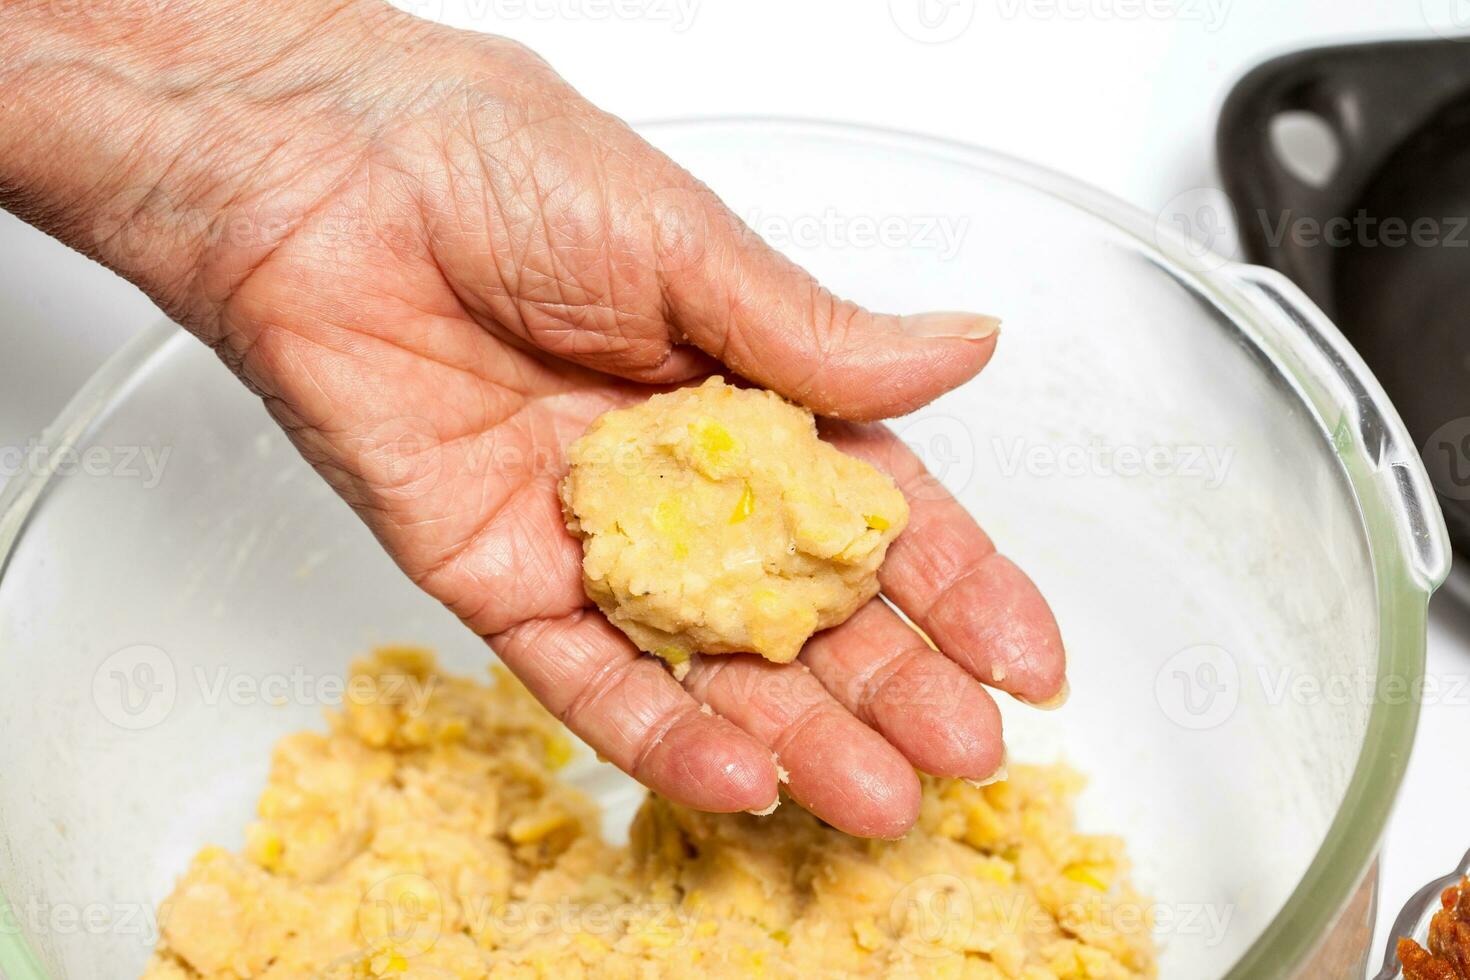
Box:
0, 115, 1450, 980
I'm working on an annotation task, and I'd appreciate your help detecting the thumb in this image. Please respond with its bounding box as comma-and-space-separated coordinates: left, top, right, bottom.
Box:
651, 180, 1000, 421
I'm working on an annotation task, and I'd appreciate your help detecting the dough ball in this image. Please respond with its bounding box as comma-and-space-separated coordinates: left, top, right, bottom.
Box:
560, 377, 909, 670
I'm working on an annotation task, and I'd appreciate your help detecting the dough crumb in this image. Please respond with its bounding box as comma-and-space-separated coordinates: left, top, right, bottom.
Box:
746, 797, 781, 817
561, 377, 908, 666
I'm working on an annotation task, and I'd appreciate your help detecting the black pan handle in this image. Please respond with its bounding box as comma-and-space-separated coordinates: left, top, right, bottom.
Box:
1218, 39, 1470, 307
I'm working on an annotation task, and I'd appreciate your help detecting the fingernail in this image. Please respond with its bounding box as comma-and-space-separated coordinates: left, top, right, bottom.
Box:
965, 749, 1008, 788
1023, 679, 1070, 711
901, 312, 1001, 341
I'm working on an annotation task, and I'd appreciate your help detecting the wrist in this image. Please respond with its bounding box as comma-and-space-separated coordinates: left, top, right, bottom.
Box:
0, 0, 416, 326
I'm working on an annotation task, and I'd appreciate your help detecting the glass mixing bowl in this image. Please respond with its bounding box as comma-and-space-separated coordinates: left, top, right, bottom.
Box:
0, 120, 1451, 979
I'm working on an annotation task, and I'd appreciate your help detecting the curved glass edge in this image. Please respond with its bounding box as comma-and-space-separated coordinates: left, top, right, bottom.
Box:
0, 319, 185, 980
1217, 265, 1450, 593
1183, 264, 1446, 978
1372, 847, 1470, 980
0, 119, 1447, 979
0, 321, 186, 581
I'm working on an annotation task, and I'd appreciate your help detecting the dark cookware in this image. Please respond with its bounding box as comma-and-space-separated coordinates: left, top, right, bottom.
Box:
1218, 39, 1470, 559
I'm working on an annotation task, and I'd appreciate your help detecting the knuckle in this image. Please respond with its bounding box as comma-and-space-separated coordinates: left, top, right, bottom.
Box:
629, 701, 700, 779
559, 653, 638, 729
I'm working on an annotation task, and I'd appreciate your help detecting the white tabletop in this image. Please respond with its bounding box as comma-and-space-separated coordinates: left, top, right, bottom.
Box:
2, 0, 1466, 967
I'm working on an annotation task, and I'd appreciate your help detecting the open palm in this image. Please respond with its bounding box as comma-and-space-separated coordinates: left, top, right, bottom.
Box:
129, 25, 1065, 838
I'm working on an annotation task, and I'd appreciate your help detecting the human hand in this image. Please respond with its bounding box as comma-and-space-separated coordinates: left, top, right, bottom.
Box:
1, 0, 1065, 837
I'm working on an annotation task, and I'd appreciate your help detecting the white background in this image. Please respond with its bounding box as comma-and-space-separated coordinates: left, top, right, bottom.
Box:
3, 0, 1468, 966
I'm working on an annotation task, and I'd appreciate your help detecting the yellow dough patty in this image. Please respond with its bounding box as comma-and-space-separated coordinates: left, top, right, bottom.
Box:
560, 377, 909, 668
143, 649, 1157, 980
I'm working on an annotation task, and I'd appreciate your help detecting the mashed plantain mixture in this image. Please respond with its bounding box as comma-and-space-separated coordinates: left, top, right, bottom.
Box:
560, 377, 908, 671
144, 649, 1156, 979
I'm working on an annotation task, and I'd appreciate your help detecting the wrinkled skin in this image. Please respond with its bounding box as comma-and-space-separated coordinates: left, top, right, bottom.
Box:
4, 0, 1066, 837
